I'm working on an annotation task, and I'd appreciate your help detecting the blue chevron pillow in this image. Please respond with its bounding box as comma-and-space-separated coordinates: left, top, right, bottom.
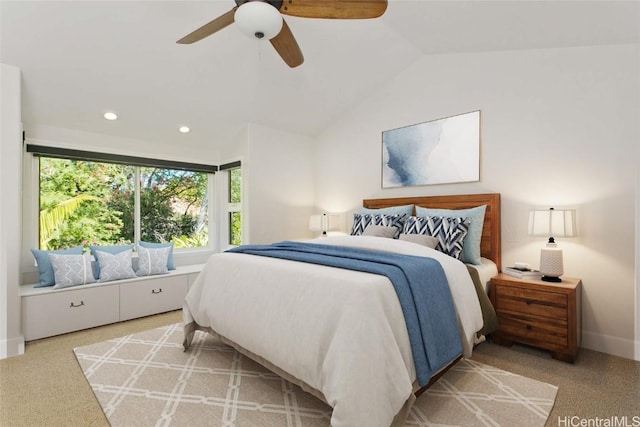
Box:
403, 216, 471, 259
351, 213, 408, 238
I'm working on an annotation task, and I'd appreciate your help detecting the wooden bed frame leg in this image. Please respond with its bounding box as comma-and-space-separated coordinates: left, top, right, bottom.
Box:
414, 354, 463, 398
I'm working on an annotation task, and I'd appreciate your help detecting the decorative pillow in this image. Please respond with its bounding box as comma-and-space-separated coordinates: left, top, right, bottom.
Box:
415, 205, 486, 265
403, 216, 470, 259
90, 244, 134, 279
136, 246, 170, 277
351, 213, 407, 238
398, 233, 439, 249
30, 245, 84, 287
138, 241, 175, 270
94, 250, 136, 282
49, 253, 96, 289
362, 225, 399, 239
360, 204, 414, 217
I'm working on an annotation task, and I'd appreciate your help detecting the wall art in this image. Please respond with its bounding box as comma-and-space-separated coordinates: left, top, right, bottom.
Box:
382, 110, 480, 188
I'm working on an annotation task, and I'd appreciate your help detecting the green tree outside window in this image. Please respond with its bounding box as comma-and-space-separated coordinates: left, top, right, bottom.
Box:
38, 158, 209, 250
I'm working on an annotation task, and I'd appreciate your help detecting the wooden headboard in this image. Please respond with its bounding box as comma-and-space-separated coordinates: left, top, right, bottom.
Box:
362, 193, 501, 270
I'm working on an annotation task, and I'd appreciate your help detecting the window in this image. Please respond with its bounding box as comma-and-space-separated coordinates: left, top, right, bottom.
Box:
226, 165, 242, 246
32, 146, 214, 251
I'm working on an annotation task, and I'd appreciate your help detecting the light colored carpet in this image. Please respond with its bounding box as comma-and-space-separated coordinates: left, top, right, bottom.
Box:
73, 323, 558, 426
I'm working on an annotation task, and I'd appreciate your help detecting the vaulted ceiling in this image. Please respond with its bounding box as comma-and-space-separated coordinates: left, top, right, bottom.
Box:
2, 1, 638, 151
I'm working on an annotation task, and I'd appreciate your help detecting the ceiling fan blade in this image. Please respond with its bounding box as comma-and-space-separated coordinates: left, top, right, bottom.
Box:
270, 20, 304, 68
177, 7, 237, 44
279, 0, 387, 19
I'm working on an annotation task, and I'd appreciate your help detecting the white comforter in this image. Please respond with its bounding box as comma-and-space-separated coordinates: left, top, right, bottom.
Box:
183, 235, 483, 427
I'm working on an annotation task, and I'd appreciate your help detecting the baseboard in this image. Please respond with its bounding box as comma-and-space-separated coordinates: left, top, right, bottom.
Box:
0, 335, 25, 360
582, 330, 639, 361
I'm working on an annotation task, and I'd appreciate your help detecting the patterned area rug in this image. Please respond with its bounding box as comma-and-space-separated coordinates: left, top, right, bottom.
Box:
74, 323, 557, 426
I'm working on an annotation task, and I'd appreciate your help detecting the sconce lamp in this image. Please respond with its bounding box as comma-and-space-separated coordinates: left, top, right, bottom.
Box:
528, 208, 576, 282
309, 213, 340, 237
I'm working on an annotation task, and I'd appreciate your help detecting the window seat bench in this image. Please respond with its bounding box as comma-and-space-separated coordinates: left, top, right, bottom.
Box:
20, 264, 204, 341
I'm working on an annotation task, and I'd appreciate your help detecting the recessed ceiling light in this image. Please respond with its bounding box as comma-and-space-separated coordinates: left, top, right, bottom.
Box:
103, 112, 118, 121
179, 126, 191, 133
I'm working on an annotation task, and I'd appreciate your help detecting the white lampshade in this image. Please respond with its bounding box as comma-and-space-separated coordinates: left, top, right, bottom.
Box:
528, 208, 576, 238
235, 1, 283, 40
528, 208, 576, 282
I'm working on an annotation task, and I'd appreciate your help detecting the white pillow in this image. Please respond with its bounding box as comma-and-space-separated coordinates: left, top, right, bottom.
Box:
136, 246, 170, 277
362, 224, 398, 239
94, 249, 136, 282
399, 233, 439, 249
49, 253, 96, 289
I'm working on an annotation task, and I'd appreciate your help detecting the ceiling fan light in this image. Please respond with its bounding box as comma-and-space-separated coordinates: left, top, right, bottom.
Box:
235, 1, 283, 40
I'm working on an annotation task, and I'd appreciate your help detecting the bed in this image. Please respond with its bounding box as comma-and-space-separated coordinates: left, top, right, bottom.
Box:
183, 193, 501, 426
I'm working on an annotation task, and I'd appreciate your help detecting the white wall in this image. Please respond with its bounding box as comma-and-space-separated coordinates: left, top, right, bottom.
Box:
314, 45, 640, 360
0, 63, 24, 358
25, 124, 219, 165
245, 123, 316, 244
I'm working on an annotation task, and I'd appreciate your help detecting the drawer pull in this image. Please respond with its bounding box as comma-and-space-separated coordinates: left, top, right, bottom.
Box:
151, 288, 163, 294
526, 324, 532, 330
70, 301, 85, 308
526, 300, 533, 305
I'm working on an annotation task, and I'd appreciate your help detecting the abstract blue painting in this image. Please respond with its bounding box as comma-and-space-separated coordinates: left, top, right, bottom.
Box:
382, 111, 480, 188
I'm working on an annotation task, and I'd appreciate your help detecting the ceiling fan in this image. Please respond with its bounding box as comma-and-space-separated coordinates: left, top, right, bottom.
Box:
177, 0, 388, 68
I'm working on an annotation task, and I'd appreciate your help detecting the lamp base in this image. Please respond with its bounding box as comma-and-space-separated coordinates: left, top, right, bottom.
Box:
541, 275, 562, 283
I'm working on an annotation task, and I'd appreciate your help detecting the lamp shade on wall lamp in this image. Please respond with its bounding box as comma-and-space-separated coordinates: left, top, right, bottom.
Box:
235, 1, 283, 40
528, 208, 576, 282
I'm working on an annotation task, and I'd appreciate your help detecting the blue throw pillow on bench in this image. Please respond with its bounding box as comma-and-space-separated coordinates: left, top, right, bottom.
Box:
31, 245, 84, 287
94, 249, 136, 282
136, 246, 170, 277
89, 244, 134, 279
138, 241, 175, 270
49, 252, 96, 289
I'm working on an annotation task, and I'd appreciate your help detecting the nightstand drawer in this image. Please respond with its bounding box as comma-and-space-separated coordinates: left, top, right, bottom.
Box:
489, 274, 582, 363
497, 314, 567, 349
495, 286, 567, 319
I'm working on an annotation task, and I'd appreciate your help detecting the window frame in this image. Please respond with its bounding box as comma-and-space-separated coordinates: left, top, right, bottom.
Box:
219, 161, 242, 249
28, 145, 218, 253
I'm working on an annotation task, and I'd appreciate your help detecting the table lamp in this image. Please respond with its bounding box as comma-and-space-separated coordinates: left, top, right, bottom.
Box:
309, 213, 340, 237
528, 208, 576, 282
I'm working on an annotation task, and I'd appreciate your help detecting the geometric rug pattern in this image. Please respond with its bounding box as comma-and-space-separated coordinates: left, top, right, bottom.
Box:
74, 323, 557, 426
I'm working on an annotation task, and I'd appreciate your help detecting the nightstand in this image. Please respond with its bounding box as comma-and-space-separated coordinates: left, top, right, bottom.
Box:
489, 273, 582, 363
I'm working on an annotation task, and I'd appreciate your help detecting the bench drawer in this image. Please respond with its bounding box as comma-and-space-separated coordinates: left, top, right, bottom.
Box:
23, 285, 119, 341
119, 275, 188, 321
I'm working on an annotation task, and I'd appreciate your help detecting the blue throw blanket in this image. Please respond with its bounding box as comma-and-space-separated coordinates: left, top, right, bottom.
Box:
227, 241, 463, 385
